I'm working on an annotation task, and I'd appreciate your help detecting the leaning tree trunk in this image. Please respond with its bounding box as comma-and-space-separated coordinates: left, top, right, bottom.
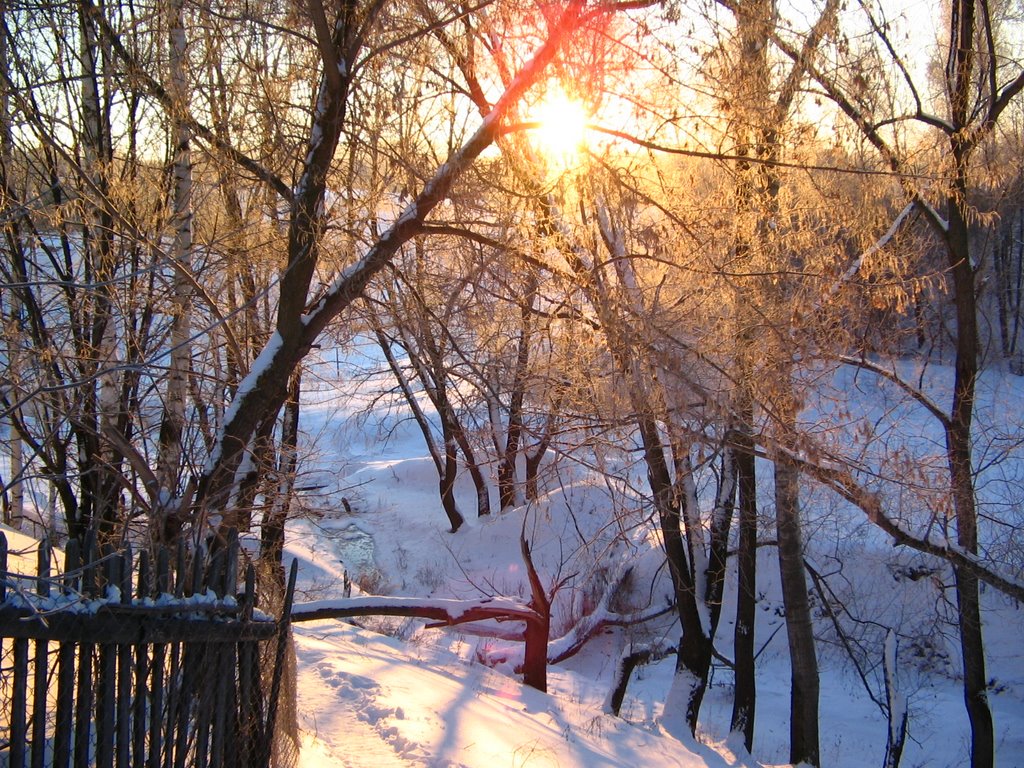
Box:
438, 420, 465, 533
446, 403, 490, 519
189, 2, 588, 531
374, 319, 465, 533
497, 279, 537, 511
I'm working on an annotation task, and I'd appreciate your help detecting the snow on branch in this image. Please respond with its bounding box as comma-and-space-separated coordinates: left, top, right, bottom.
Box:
291, 595, 540, 626
798, 458, 1024, 603
300, 2, 590, 338
836, 354, 951, 429
814, 201, 915, 312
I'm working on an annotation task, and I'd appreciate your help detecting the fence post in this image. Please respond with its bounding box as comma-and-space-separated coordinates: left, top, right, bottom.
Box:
30, 539, 51, 768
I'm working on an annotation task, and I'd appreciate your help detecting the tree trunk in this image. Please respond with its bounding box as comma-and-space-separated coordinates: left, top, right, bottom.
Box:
439, 419, 465, 533
193, 2, 586, 526
947, 136, 993, 768
730, 410, 758, 749
234, 412, 278, 532
0, 13, 24, 529
408, 308, 472, 531
883, 631, 909, 768
498, 281, 537, 510
524, 429, 553, 502
156, 0, 193, 517
261, 370, 301, 593
640, 416, 712, 733
775, 452, 819, 767
943, 0, 995, 751
373, 320, 465, 533
454, 429, 490, 519
78, 0, 122, 539
704, 446, 736, 633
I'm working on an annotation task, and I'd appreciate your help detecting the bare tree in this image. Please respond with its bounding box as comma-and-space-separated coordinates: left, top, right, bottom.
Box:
769, 0, 1024, 761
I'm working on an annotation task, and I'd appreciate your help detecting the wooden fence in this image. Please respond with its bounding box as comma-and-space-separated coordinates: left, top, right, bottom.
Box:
0, 529, 297, 768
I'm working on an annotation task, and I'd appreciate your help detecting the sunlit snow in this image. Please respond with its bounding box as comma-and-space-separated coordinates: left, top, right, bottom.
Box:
281, 347, 1024, 768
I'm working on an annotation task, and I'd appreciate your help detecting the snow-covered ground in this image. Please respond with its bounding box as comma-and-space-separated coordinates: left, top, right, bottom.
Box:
281, 352, 1024, 768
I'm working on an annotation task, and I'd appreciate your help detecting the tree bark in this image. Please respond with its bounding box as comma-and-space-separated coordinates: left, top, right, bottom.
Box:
261, 370, 301, 593
155, 0, 193, 517
730, 411, 758, 749
704, 446, 736, 634
943, 0, 994, 760
775, 451, 819, 767
78, 0, 123, 540
947, 141, 993, 768
498, 280, 537, 510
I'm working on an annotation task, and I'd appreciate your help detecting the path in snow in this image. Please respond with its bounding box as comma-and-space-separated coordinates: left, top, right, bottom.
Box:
296, 628, 421, 768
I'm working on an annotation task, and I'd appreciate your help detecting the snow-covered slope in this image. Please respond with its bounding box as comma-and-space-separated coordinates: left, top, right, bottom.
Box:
284, 353, 1024, 768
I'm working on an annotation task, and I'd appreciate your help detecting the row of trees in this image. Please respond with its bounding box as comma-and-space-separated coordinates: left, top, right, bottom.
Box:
1, 0, 1022, 765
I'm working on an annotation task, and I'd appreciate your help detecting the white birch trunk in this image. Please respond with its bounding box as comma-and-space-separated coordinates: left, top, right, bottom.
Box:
156, 0, 193, 500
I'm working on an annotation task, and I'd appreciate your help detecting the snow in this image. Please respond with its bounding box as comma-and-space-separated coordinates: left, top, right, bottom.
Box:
293, 594, 537, 623
9, 345, 1022, 765
278, 349, 1024, 768
206, 329, 285, 473
293, 621, 760, 768
817, 201, 915, 311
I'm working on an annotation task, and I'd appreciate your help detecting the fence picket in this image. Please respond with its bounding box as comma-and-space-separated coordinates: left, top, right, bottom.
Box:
52, 541, 80, 768
171, 644, 197, 768
96, 549, 120, 768
6, 530, 27, 768
261, 558, 299, 766
192, 643, 214, 768
0, 531, 289, 768
148, 547, 170, 768
116, 546, 133, 768
238, 564, 262, 768
74, 532, 99, 768
1, 532, 7, 601
133, 550, 151, 768
12, 634, 28, 768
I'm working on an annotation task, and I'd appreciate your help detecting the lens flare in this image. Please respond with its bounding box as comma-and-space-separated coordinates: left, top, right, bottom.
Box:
532, 88, 589, 160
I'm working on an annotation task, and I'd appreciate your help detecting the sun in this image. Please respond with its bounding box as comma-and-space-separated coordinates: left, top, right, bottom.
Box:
531, 87, 590, 161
